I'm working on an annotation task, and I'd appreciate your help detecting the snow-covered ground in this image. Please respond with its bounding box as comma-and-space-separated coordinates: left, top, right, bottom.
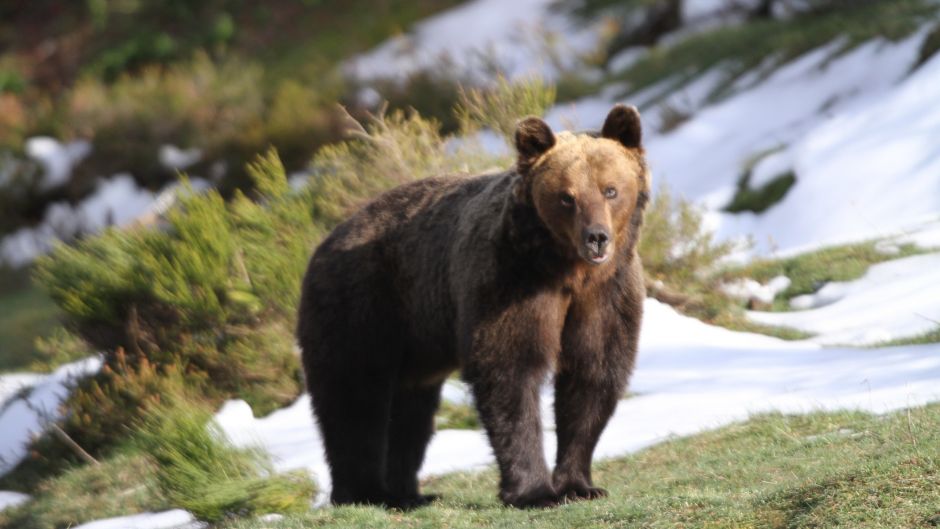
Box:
0, 358, 101, 476
344, 0, 603, 83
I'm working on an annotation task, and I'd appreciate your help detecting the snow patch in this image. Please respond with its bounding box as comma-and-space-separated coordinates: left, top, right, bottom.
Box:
722, 275, 790, 305
25, 137, 91, 191
345, 0, 602, 83
0, 357, 102, 477
0, 491, 29, 512
158, 145, 202, 171
72, 509, 202, 529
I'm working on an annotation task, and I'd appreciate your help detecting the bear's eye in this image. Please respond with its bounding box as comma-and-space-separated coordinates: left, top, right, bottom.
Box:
604, 187, 618, 199
560, 193, 575, 208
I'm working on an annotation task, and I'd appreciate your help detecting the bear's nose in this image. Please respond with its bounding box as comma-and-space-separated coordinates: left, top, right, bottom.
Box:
583, 225, 610, 254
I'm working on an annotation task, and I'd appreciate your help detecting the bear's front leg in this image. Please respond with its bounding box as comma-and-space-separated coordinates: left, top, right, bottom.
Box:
466, 361, 557, 508
460, 302, 561, 508
553, 302, 637, 502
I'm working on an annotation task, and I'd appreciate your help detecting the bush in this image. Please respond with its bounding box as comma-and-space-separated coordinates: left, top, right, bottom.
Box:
134, 397, 316, 522
34, 150, 310, 454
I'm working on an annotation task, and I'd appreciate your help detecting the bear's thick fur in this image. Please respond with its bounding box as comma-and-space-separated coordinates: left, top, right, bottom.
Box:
297, 104, 650, 509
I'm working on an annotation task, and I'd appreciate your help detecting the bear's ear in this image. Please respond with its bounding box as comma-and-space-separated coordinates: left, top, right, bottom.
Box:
515, 117, 556, 169
601, 104, 642, 149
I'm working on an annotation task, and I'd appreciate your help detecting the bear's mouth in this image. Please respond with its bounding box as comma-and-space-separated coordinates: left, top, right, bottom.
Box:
580, 247, 611, 265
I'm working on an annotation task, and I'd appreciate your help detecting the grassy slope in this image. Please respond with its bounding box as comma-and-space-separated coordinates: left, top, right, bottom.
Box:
221, 403, 940, 529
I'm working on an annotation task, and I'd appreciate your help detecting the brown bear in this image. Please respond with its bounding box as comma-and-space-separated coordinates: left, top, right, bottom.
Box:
297, 104, 650, 509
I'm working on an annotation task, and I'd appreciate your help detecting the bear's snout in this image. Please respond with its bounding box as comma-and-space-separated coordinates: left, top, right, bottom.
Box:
582, 224, 611, 264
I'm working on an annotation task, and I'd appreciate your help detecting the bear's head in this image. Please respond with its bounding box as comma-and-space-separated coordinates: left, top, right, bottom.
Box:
513, 104, 650, 266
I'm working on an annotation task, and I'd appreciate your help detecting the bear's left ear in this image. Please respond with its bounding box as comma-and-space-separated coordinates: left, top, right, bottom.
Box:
601, 104, 642, 149
515, 117, 556, 171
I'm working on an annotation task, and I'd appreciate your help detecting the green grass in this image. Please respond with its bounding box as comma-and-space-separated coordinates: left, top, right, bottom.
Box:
872, 326, 940, 348
725, 171, 797, 214
435, 401, 481, 430
219, 403, 940, 529
0, 267, 61, 372
135, 399, 316, 523
0, 398, 317, 529
0, 451, 168, 529
616, 0, 940, 104
730, 241, 928, 311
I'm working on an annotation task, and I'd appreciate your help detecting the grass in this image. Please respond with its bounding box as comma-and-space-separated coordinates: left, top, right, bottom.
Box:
615, 0, 940, 104
0, 452, 168, 529
725, 171, 797, 214
0, 398, 317, 528
872, 326, 940, 348
219, 403, 940, 529
435, 401, 481, 431
729, 240, 928, 311
0, 266, 61, 373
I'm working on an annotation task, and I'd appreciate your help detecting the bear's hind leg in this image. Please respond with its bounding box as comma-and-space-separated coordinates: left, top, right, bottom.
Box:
309, 364, 396, 506
383, 381, 444, 509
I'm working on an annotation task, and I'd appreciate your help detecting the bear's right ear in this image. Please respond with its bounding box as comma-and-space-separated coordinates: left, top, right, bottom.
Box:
515, 117, 556, 171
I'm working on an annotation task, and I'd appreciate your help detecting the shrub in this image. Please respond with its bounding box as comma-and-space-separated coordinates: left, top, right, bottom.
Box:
640, 184, 738, 289
34, 151, 309, 453
134, 397, 316, 522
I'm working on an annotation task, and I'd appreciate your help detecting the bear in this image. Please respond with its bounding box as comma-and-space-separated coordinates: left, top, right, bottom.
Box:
297, 104, 650, 509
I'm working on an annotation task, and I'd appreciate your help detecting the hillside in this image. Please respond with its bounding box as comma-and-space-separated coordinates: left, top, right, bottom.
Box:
1, 0, 940, 528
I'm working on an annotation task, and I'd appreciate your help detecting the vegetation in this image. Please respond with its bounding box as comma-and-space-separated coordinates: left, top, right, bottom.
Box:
0, 0, 464, 239
0, 396, 315, 528
220, 403, 940, 529
0, 452, 168, 529
726, 171, 797, 214
435, 401, 481, 431
135, 398, 316, 523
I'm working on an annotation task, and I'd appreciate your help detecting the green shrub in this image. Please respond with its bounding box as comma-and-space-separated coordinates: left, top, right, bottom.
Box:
35, 151, 309, 453
134, 397, 316, 523
455, 76, 557, 140
640, 184, 738, 289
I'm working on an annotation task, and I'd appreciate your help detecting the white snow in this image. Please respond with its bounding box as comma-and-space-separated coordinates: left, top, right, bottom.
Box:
0, 174, 156, 266
158, 145, 202, 171
0, 491, 29, 512
72, 509, 202, 529
749, 252, 940, 345
721, 275, 790, 305
345, 0, 603, 83
0, 373, 44, 408
0, 357, 101, 476
24, 137, 91, 191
